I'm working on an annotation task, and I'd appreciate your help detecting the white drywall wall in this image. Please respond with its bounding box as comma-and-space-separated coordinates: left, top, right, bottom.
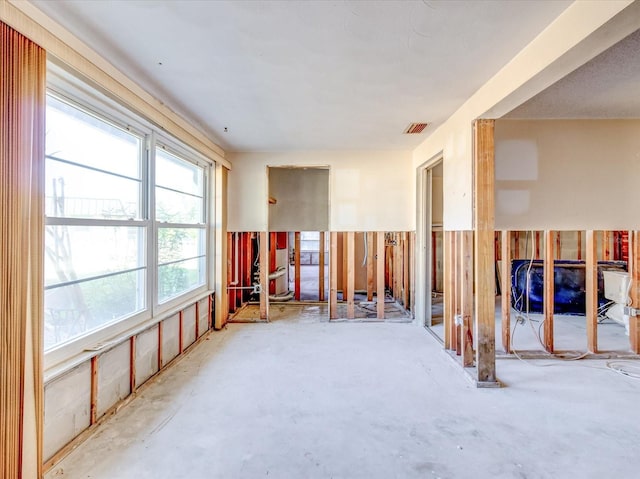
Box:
97, 342, 130, 417
227, 151, 414, 232
135, 325, 159, 385
495, 120, 640, 230
43, 363, 91, 461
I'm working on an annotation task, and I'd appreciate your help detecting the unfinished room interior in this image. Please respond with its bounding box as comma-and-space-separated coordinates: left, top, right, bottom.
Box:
3, 0, 640, 478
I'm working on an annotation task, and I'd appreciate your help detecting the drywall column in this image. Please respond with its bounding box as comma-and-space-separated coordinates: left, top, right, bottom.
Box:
585, 230, 598, 353
501, 230, 512, 353
214, 165, 228, 329
473, 119, 497, 385
259, 231, 269, 320
544, 230, 555, 352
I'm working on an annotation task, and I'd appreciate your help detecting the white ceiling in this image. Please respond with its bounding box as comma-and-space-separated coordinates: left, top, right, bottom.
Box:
506, 28, 640, 119
32, 0, 572, 152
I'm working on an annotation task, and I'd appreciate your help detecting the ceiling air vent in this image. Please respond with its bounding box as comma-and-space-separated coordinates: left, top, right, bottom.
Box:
404, 122, 429, 134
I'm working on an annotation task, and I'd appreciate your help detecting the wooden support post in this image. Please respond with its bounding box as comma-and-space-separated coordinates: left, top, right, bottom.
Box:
330, 232, 338, 319
409, 232, 416, 313
319, 231, 326, 301
366, 232, 374, 301
473, 119, 496, 384
535, 231, 541, 259
432, 231, 437, 290
395, 234, 402, 301
377, 231, 385, 319
501, 230, 512, 353
347, 232, 355, 319
403, 232, 410, 309
556, 231, 562, 260
452, 231, 459, 353
577, 231, 583, 261
294, 231, 301, 301
342, 233, 348, 301
129, 336, 136, 393
178, 310, 184, 355
90, 356, 98, 425
244, 233, 253, 303
208, 294, 213, 330
513, 231, 520, 259
585, 230, 598, 353
544, 230, 555, 352
603, 231, 612, 260
461, 231, 474, 367
455, 231, 462, 355
157, 320, 163, 370
270, 232, 277, 295
236, 233, 242, 308
629, 231, 640, 353
443, 231, 454, 350
259, 231, 269, 320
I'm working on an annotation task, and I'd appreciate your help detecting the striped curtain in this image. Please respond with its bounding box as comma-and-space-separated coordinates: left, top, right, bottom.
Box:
1, 21, 45, 479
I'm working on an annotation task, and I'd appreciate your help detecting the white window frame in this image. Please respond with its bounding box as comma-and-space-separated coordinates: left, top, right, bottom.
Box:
44, 62, 216, 371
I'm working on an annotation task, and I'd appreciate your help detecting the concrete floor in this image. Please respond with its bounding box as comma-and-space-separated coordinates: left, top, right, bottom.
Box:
46, 312, 640, 479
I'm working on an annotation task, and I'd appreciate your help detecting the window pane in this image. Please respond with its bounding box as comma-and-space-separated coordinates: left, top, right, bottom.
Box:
158, 257, 205, 304
46, 95, 141, 179
44, 269, 146, 350
45, 226, 144, 287
156, 149, 203, 196
46, 159, 140, 219
156, 187, 203, 223
158, 228, 204, 265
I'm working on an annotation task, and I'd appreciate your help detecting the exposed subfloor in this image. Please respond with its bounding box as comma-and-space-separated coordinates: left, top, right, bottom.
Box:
46, 312, 640, 479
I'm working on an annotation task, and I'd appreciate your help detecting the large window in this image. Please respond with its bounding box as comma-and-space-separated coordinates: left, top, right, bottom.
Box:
155, 148, 207, 303
44, 92, 212, 355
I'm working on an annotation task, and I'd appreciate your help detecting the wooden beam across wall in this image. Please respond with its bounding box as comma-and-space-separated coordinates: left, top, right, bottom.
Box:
585, 230, 598, 353
330, 232, 338, 319
461, 231, 474, 367
347, 232, 355, 319
319, 232, 326, 301
629, 231, 640, 353
294, 232, 301, 301
367, 232, 374, 302
377, 231, 385, 319
473, 119, 497, 385
501, 230, 512, 354
259, 231, 269, 320
544, 230, 555, 352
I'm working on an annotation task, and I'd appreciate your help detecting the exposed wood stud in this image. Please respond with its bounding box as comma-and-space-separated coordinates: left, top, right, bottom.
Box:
432, 231, 437, 290
366, 231, 374, 302
585, 230, 598, 353
227, 232, 234, 314
409, 232, 416, 313
208, 294, 213, 330
443, 231, 453, 350
501, 230, 512, 353
259, 231, 269, 320
452, 231, 459, 353
236, 233, 242, 308
294, 232, 301, 301
195, 300, 200, 338
269, 232, 277, 295
347, 232, 356, 319
577, 231, 583, 261
544, 230, 555, 352
630, 232, 640, 353
90, 356, 98, 425
535, 231, 541, 259
603, 230, 612, 260
244, 233, 253, 303
473, 119, 497, 384
513, 231, 520, 259
129, 336, 136, 393
377, 231, 385, 319
342, 233, 348, 301
330, 232, 339, 319
455, 231, 462, 356
178, 310, 184, 355
157, 321, 163, 370
403, 232, 410, 309
319, 232, 326, 301
461, 231, 474, 367
556, 231, 562, 260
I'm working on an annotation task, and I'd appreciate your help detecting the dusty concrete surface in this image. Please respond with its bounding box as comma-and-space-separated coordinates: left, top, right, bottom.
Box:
46, 314, 640, 479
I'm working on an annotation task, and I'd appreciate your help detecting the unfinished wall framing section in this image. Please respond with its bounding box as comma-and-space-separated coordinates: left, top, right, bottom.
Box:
43, 293, 215, 472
